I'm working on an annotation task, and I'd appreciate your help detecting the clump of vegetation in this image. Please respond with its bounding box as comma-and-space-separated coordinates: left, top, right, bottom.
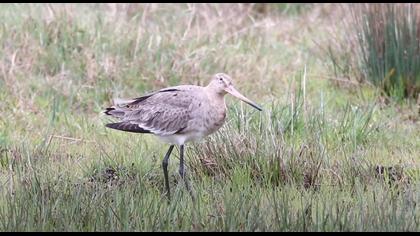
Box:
326, 4, 420, 100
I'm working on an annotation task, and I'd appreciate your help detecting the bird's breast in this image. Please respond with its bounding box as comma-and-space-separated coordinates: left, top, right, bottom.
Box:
202, 103, 226, 134
213, 109, 226, 127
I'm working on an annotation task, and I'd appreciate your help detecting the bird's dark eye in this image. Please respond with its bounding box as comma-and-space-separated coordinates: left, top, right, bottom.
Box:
219, 78, 223, 81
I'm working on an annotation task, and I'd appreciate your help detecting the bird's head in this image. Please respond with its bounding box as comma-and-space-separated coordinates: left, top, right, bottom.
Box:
207, 73, 262, 111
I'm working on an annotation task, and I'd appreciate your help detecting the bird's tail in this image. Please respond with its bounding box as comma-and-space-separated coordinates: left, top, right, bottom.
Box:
103, 98, 135, 118
103, 97, 151, 133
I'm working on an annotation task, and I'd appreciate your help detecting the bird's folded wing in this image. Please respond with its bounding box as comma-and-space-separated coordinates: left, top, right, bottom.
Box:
122, 90, 196, 135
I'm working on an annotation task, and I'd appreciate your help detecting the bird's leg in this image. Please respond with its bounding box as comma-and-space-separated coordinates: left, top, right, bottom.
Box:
179, 145, 186, 178
179, 145, 196, 201
162, 145, 174, 200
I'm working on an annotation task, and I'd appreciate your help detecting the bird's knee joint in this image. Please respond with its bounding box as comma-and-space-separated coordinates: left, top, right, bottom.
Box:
179, 168, 186, 177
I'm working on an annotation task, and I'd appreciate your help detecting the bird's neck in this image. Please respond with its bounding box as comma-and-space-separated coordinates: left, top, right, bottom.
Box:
204, 87, 227, 110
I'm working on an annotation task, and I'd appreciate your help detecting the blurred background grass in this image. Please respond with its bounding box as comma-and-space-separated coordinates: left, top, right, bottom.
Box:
0, 3, 419, 231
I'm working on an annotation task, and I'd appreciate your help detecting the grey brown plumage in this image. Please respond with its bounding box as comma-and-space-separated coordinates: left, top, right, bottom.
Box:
104, 86, 212, 138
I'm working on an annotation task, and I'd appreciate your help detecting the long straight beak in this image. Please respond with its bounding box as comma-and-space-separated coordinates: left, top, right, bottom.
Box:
225, 85, 262, 111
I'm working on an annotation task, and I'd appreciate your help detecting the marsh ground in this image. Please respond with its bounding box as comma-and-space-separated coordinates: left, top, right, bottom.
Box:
0, 3, 419, 231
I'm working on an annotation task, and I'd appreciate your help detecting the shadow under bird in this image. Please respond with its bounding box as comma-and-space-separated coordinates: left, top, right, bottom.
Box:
104, 73, 262, 200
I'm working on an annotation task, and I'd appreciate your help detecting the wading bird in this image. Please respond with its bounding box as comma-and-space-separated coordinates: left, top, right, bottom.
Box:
104, 73, 262, 199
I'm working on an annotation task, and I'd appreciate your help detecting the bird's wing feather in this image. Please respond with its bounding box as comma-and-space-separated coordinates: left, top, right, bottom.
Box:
113, 86, 202, 135
105, 122, 151, 133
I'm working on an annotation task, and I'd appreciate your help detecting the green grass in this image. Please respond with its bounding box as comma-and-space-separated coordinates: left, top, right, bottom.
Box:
0, 3, 419, 231
325, 4, 420, 100
356, 4, 420, 100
